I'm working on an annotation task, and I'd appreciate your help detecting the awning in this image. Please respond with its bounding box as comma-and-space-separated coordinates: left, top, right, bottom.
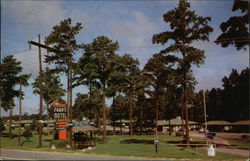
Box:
232, 120, 250, 125
203, 121, 232, 126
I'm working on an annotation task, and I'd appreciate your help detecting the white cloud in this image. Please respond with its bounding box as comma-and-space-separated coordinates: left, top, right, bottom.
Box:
13, 49, 47, 76
111, 11, 156, 48
194, 51, 249, 91
3, 1, 64, 36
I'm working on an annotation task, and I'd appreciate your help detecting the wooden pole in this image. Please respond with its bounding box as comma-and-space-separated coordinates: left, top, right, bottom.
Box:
38, 34, 43, 148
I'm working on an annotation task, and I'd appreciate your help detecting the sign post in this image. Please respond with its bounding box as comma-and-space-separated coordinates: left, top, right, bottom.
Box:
52, 101, 67, 140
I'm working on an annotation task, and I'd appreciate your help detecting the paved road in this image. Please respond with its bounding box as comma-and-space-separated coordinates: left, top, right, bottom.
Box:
0, 149, 150, 160
216, 147, 250, 157
190, 132, 250, 157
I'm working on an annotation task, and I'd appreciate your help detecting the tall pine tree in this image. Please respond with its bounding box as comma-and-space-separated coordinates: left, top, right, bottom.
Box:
152, 0, 213, 145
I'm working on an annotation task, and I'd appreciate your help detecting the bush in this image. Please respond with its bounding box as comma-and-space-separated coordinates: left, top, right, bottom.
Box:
54, 131, 59, 140
22, 129, 33, 140
30, 119, 39, 131
50, 140, 70, 149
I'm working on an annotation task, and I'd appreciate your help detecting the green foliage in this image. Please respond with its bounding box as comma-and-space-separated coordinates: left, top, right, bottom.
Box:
151, 0, 213, 124
0, 55, 22, 111
152, 0, 213, 70
216, 0, 249, 50
144, 53, 179, 120
29, 119, 39, 131
0, 55, 30, 138
22, 128, 33, 140
73, 90, 102, 121
109, 95, 128, 122
32, 67, 65, 108
192, 67, 249, 122
77, 36, 120, 142
45, 18, 83, 71
220, 68, 249, 121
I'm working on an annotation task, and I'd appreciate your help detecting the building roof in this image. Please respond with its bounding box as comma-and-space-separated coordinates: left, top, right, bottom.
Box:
158, 116, 199, 126
203, 120, 232, 126
72, 126, 99, 133
232, 120, 250, 125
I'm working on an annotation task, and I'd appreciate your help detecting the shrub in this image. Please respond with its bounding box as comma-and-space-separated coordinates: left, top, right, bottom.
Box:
50, 140, 70, 149
22, 129, 33, 140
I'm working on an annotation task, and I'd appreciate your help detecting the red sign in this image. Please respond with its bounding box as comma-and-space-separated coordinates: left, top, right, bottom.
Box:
52, 101, 67, 140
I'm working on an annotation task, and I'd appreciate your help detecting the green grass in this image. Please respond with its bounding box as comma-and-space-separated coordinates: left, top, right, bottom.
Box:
87, 134, 245, 159
0, 129, 247, 160
229, 139, 250, 149
1, 128, 54, 150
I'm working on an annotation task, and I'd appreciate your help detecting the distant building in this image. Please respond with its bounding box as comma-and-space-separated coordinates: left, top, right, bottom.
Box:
202, 121, 232, 132
231, 120, 250, 133
158, 116, 200, 133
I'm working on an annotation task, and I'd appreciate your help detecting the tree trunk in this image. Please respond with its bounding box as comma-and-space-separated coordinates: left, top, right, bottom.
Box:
129, 94, 133, 136
155, 97, 159, 140
18, 85, 22, 145
69, 67, 73, 147
184, 86, 190, 146
98, 107, 101, 129
46, 104, 50, 135
9, 100, 13, 138
89, 82, 92, 122
139, 109, 143, 135
168, 119, 171, 135
113, 97, 116, 135
119, 111, 122, 134
181, 92, 184, 137
102, 84, 107, 144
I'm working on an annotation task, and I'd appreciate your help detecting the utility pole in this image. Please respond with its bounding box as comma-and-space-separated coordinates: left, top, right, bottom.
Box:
28, 37, 73, 148
28, 34, 44, 148
203, 90, 208, 145
38, 34, 43, 148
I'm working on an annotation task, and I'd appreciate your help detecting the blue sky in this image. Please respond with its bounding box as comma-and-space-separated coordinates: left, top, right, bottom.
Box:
1, 0, 248, 116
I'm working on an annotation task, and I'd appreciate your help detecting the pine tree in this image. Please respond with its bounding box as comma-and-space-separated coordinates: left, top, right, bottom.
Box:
152, 0, 213, 145
85, 36, 119, 143
0, 55, 30, 138
45, 18, 83, 123
216, 0, 249, 50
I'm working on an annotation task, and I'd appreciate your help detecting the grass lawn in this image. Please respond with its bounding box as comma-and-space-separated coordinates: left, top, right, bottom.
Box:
229, 139, 250, 149
0, 129, 247, 160
87, 134, 246, 159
